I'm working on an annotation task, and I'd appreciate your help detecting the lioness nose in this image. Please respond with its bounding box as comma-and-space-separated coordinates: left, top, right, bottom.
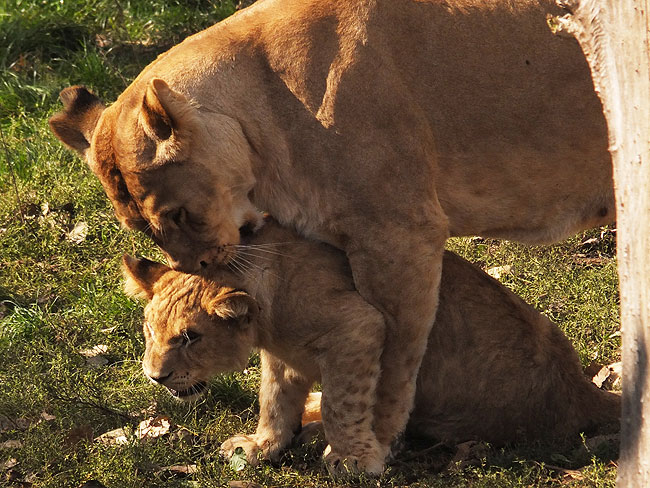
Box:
149, 372, 173, 384
239, 222, 256, 240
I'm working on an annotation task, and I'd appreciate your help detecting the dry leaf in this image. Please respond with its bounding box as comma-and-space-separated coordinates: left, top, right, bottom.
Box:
95, 427, 129, 445
591, 365, 611, 388
66, 425, 94, 448
0, 416, 31, 433
591, 361, 622, 389
79, 345, 109, 368
486, 265, 512, 279
136, 416, 171, 441
40, 412, 55, 421
0, 440, 23, 449
446, 441, 488, 471
67, 221, 88, 244
228, 482, 263, 488
79, 345, 109, 357
1, 458, 18, 470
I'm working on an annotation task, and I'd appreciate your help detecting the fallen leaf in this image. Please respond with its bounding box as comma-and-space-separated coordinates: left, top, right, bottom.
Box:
40, 412, 56, 422
95, 427, 129, 445
230, 447, 248, 472
1, 458, 18, 470
228, 481, 263, 488
85, 356, 109, 368
0, 416, 31, 433
590, 361, 622, 389
171, 427, 196, 444
79, 345, 109, 368
67, 221, 88, 244
591, 364, 611, 388
446, 441, 488, 471
486, 265, 512, 279
136, 416, 171, 441
79, 345, 109, 357
66, 425, 94, 448
24, 472, 37, 483
0, 440, 23, 449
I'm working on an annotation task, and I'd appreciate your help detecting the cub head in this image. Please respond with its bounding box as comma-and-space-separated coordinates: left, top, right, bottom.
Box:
50, 80, 263, 272
122, 254, 259, 401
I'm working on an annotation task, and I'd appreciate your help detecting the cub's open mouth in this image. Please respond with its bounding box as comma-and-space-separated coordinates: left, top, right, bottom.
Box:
166, 381, 208, 399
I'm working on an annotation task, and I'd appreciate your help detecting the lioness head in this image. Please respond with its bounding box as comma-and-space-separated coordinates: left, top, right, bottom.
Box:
122, 255, 258, 400
50, 81, 263, 272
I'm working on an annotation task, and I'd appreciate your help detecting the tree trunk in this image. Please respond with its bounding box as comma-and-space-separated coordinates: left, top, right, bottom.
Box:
554, 1, 650, 486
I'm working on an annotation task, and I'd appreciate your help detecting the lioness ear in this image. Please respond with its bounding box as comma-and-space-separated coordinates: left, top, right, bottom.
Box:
49, 86, 105, 156
202, 290, 259, 326
122, 254, 170, 300
140, 78, 195, 142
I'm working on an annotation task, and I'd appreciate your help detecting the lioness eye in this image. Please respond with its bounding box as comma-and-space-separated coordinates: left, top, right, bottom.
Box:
181, 329, 201, 346
168, 208, 186, 227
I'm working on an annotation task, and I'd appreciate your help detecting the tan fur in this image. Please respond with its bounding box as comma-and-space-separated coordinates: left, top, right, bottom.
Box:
53, 0, 614, 472
124, 220, 619, 474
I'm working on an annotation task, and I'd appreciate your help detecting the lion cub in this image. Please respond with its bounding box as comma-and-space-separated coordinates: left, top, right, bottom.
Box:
123, 220, 619, 474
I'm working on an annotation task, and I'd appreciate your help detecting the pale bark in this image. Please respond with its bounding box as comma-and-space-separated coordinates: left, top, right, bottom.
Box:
554, 0, 650, 485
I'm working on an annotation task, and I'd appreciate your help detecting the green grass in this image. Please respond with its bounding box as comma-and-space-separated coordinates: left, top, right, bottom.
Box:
0, 1, 620, 486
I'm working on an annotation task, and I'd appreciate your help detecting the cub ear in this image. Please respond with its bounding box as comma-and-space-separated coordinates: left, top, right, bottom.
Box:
122, 254, 170, 300
140, 78, 196, 142
202, 289, 259, 326
49, 86, 105, 156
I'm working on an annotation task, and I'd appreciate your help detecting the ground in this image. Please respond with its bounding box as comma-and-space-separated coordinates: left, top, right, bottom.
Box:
0, 0, 620, 486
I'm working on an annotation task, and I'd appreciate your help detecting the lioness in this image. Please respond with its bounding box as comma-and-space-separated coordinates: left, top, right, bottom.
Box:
123, 220, 619, 474
50, 0, 613, 471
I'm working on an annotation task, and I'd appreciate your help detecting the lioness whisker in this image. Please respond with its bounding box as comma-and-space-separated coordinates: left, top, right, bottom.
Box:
230, 249, 275, 262
233, 254, 285, 283
229, 259, 255, 281
234, 254, 267, 273
232, 246, 295, 258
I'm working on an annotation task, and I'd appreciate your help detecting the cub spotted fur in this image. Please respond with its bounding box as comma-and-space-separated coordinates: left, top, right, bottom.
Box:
124, 220, 619, 473
51, 1, 615, 467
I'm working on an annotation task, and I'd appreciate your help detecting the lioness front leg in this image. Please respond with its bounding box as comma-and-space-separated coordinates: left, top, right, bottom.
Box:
346, 215, 447, 454
220, 351, 311, 465
317, 296, 387, 475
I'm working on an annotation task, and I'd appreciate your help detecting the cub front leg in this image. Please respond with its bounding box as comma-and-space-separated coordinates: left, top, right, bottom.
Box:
317, 296, 388, 476
220, 351, 311, 465
346, 214, 447, 453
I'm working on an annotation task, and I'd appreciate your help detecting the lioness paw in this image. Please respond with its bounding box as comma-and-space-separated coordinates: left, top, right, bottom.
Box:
323, 444, 385, 476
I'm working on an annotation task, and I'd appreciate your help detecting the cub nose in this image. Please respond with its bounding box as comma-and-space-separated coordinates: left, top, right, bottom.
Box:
148, 371, 173, 384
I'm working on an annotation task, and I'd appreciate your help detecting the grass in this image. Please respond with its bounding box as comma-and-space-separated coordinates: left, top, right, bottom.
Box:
0, 0, 620, 486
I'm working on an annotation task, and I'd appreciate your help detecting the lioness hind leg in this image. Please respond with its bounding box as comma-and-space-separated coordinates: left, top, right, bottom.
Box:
220, 351, 311, 464
345, 217, 447, 453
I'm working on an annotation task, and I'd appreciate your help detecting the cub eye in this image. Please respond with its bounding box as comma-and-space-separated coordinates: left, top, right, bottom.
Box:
181, 329, 201, 346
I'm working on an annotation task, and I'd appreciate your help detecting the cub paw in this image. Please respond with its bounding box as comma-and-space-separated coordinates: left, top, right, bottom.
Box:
323, 444, 385, 476
220, 434, 285, 466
